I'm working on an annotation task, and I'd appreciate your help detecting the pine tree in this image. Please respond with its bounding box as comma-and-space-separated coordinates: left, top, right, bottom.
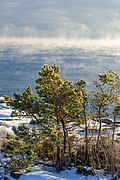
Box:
35, 64, 83, 171
90, 69, 120, 143
11, 64, 84, 171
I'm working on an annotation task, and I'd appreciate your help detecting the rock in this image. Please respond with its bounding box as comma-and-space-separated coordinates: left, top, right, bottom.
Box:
76, 165, 95, 176
10, 172, 22, 179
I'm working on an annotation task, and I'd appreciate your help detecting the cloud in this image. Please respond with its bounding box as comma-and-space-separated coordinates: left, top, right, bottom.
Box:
0, 0, 120, 39
54, 18, 90, 39
1, 1, 22, 10
100, 18, 120, 39
0, 21, 90, 39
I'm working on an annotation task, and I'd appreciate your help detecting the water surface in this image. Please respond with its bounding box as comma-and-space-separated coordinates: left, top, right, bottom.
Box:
0, 38, 120, 96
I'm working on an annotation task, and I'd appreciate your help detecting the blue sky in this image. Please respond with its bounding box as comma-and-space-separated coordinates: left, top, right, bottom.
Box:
0, 0, 120, 39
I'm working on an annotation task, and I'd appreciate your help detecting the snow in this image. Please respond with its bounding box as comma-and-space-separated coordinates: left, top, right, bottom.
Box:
0, 102, 31, 128
0, 103, 8, 109
0, 117, 31, 128
17, 166, 112, 180
0, 108, 12, 118
0, 97, 5, 102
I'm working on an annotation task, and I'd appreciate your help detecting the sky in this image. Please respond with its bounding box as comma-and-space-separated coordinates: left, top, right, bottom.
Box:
0, 0, 120, 39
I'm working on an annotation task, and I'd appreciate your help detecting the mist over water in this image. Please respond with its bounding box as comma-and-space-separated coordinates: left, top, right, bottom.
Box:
0, 38, 120, 96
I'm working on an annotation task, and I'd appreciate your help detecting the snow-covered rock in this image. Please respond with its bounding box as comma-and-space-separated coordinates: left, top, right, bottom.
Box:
0, 125, 15, 148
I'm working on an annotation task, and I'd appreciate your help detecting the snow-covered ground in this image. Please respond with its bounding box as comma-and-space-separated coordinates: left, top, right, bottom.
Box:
5, 167, 112, 180
0, 99, 32, 148
0, 98, 118, 179
17, 166, 112, 180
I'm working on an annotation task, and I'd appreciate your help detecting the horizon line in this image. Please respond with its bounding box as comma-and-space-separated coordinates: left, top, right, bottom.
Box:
0, 37, 120, 47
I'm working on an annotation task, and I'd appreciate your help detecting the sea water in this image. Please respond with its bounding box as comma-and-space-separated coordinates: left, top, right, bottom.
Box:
0, 38, 120, 96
